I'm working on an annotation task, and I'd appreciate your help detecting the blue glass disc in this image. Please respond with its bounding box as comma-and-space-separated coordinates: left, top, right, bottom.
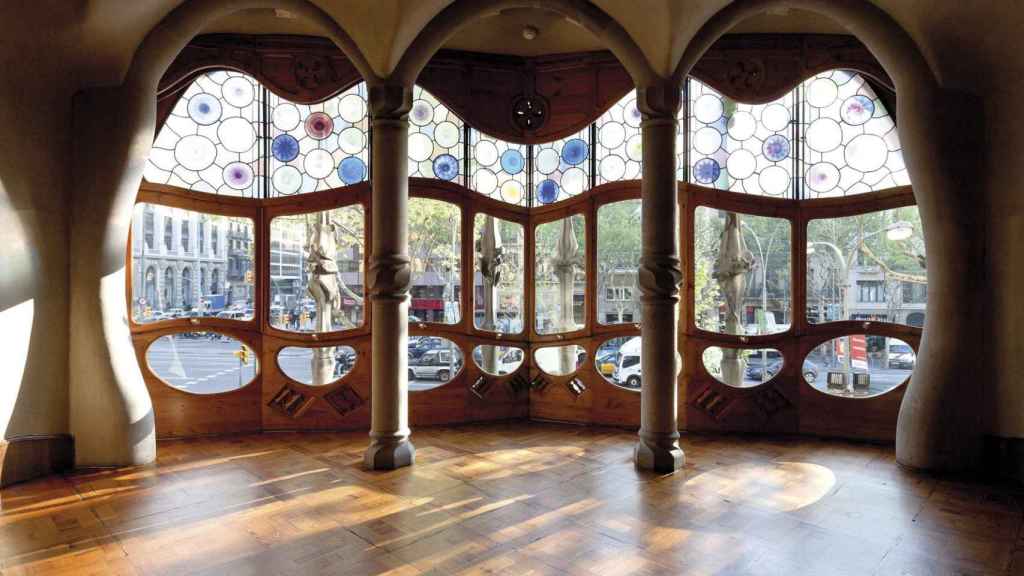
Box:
762, 135, 791, 162
500, 149, 525, 175
536, 179, 559, 204
338, 156, 367, 185
561, 138, 589, 166
693, 158, 721, 184
187, 93, 222, 126
271, 134, 300, 163
432, 154, 459, 181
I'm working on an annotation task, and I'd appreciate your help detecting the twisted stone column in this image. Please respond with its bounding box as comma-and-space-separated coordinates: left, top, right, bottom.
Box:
635, 82, 685, 472
364, 83, 415, 470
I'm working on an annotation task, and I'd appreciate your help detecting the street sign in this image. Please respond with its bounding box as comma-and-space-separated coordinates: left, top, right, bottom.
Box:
850, 334, 868, 370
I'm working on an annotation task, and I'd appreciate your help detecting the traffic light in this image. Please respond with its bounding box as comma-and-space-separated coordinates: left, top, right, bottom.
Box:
233, 345, 251, 365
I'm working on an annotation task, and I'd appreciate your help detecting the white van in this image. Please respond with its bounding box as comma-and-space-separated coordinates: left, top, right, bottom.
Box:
613, 336, 642, 388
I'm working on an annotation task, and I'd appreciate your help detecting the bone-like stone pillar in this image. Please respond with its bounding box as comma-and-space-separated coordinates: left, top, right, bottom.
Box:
635, 83, 685, 473
364, 84, 415, 470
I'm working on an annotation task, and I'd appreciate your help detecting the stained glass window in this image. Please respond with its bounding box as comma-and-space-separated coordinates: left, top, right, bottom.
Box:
268, 82, 369, 196
146, 71, 263, 197
800, 71, 909, 197
687, 79, 796, 197
595, 92, 643, 185
408, 86, 464, 182
469, 130, 528, 205
533, 128, 591, 204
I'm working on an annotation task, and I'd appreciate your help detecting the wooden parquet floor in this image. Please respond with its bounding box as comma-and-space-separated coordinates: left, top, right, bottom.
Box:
1, 422, 1022, 575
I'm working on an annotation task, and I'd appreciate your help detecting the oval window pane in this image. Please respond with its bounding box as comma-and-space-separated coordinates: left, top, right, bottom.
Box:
702, 346, 783, 388
472, 345, 525, 376
535, 345, 587, 376
278, 345, 356, 386
595, 336, 642, 389
694, 207, 792, 336
408, 337, 463, 390
803, 335, 913, 397
146, 332, 257, 394
269, 205, 365, 333
473, 214, 525, 334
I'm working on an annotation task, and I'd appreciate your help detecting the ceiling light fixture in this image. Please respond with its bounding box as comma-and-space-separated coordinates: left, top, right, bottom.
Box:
522, 26, 539, 40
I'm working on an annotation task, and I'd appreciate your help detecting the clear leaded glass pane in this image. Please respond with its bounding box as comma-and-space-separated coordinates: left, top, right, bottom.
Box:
595, 92, 643, 185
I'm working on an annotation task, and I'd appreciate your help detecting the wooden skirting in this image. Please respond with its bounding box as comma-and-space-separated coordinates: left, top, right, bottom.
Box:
0, 434, 74, 488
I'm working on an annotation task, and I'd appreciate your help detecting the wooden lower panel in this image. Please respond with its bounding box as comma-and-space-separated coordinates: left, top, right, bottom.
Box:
0, 435, 73, 487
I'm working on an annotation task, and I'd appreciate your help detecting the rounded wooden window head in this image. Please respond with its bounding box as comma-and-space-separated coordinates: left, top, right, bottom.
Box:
512, 95, 547, 131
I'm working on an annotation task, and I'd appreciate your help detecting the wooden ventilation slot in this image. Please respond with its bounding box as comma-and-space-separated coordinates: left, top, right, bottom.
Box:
268, 386, 316, 419
323, 385, 364, 417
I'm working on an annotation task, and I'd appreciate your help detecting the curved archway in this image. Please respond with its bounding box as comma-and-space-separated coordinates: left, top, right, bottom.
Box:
68, 0, 374, 466
673, 0, 982, 472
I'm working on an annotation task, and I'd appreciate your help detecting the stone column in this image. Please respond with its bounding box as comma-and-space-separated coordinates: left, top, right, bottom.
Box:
635, 82, 685, 473
364, 83, 415, 470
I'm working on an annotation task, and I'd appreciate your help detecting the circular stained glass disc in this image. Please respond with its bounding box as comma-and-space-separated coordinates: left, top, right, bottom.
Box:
218, 117, 256, 153
599, 122, 626, 149
434, 121, 461, 149
410, 100, 433, 126
273, 165, 303, 195
625, 135, 643, 162
806, 77, 839, 108
599, 155, 626, 182
693, 126, 722, 155
758, 165, 790, 196
536, 148, 559, 175
223, 162, 254, 190
304, 149, 334, 179
474, 140, 498, 167
726, 149, 756, 180
727, 111, 757, 140
432, 154, 459, 180
623, 99, 642, 127
188, 93, 222, 125
561, 167, 586, 195
536, 179, 559, 204
762, 135, 791, 162
305, 112, 334, 140
845, 134, 888, 172
561, 138, 589, 166
338, 94, 366, 123
272, 103, 300, 131
222, 76, 254, 108
693, 158, 721, 184
473, 169, 497, 194
761, 103, 790, 132
806, 162, 840, 193
694, 94, 724, 124
806, 118, 843, 153
408, 133, 433, 162
841, 95, 875, 125
175, 135, 216, 171
338, 156, 367, 185
272, 134, 300, 163
501, 181, 524, 204
338, 127, 365, 154
500, 149, 525, 174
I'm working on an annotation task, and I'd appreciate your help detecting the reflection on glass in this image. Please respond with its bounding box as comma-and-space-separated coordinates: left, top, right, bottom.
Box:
131, 204, 254, 323
535, 214, 586, 334
597, 200, 641, 325
277, 345, 356, 386
409, 198, 461, 324
702, 346, 783, 388
534, 345, 587, 376
408, 337, 463, 390
694, 207, 792, 335
594, 336, 642, 389
269, 205, 364, 332
803, 335, 913, 397
806, 206, 925, 326
472, 345, 525, 376
146, 332, 257, 394
474, 214, 524, 334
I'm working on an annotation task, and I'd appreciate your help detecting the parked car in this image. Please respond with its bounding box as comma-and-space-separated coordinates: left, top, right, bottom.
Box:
744, 350, 784, 382
888, 343, 916, 369
472, 347, 524, 375
408, 349, 462, 381
801, 360, 820, 384
408, 336, 448, 359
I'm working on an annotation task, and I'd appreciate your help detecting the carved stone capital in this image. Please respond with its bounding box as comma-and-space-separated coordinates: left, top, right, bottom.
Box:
639, 254, 682, 303
368, 83, 413, 121
367, 254, 411, 301
636, 81, 682, 120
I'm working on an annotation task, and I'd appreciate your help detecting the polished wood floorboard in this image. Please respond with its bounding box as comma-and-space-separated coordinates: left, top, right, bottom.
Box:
1, 422, 1022, 575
